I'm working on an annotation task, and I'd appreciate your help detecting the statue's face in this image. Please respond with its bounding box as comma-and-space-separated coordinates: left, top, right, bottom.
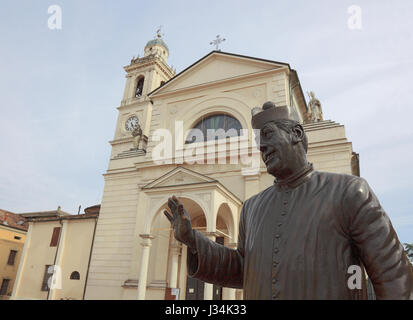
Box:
259, 122, 296, 179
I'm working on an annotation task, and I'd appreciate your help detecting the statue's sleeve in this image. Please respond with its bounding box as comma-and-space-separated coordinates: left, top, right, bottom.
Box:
342, 177, 413, 299
186, 204, 246, 289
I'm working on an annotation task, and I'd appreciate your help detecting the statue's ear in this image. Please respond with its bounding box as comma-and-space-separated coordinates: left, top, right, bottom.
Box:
292, 124, 304, 144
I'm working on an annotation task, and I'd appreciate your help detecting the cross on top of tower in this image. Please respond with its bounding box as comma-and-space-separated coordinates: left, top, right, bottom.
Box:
210, 35, 226, 51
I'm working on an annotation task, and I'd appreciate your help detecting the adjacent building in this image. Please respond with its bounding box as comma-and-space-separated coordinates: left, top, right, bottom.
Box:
11, 206, 99, 300
0, 210, 28, 299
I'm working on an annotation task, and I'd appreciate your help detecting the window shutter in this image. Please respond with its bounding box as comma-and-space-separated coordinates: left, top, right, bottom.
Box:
7, 250, 17, 265
50, 227, 61, 247
0, 279, 10, 295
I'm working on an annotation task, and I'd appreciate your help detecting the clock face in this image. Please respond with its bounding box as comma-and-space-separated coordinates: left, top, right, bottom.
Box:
125, 116, 139, 131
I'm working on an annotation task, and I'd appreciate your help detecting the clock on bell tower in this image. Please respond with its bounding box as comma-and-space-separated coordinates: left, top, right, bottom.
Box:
111, 32, 175, 157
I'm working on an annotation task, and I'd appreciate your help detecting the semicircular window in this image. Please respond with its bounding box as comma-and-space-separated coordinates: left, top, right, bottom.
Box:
70, 271, 80, 280
185, 114, 242, 144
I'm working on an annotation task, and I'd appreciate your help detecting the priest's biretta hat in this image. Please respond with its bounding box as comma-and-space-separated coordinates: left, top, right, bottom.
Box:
251, 101, 295, 130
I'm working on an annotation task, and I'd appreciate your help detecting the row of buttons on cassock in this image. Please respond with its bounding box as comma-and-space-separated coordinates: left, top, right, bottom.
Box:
271, 190, 290, 300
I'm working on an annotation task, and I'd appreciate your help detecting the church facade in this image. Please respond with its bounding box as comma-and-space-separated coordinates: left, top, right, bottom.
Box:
84, 35, 359, 300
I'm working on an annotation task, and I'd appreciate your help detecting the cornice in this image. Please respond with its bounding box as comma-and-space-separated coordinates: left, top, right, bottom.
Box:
109, 136, 134, 146
118, 96, 151, 109
124, 57, 174, 79
149, 67, 289, 100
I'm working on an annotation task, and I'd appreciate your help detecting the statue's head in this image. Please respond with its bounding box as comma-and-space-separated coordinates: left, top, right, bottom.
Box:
251, 101, 308, 179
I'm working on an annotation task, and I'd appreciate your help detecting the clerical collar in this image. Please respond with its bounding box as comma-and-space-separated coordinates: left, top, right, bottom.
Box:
274, 163, 314, 190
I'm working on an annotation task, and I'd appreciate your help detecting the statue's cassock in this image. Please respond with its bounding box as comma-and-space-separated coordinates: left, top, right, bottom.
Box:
187, 167, 413, 299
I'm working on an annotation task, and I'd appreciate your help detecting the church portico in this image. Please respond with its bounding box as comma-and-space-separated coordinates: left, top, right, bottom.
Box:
134, 166, 241, 300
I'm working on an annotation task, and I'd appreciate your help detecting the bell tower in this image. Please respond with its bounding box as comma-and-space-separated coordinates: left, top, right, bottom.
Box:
112, 32, 175, 156
85, 33, 175, 300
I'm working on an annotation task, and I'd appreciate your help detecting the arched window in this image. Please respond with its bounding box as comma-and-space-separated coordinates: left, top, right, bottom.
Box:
185, 114, 242, 144
70, 271, 80, 280
135, 77, 144, 97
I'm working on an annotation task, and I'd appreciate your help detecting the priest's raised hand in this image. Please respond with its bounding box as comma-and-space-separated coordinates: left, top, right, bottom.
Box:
164, 195, 197, 253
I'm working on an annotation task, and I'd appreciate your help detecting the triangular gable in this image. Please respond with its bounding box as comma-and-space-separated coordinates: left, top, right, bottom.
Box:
149, 51, 290, 97
142, 166, 217, 189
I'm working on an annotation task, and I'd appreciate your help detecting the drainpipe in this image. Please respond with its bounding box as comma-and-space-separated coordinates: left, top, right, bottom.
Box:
82, 216, 98, 300
47, 218, 63, 300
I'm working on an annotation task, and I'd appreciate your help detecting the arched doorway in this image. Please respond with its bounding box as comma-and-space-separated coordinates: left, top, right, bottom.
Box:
147, 196, 209, 300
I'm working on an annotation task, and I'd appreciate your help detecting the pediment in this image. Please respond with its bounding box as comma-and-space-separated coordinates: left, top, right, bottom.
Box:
142, 166, 217, 189
149, 51, 289, 96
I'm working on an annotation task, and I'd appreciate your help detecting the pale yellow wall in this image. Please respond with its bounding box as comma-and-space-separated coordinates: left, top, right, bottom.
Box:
14, 221, 60, 299
52, 219, 96, 300
85, 172, 139, 300
13, 218, 96, 300
0, 227, 26, 299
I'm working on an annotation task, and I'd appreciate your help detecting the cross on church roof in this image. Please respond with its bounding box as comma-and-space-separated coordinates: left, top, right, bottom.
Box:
210, 35, 226, 51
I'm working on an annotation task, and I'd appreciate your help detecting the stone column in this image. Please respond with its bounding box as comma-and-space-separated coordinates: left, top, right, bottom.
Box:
203, 233, 216, 300
169, 241, 182, 288
137, 234, 154, 300
122, 74, 133, 104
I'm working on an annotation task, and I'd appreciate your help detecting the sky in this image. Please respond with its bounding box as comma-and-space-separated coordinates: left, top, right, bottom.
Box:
0, 0, 412, 244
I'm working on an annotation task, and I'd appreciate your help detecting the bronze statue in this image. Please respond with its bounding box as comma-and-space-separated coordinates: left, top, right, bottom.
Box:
164, 101, 413, 299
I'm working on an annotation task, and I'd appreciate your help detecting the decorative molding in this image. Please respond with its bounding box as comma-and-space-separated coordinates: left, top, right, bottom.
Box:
109, 136, 134, 146
139, 234, 154, 247
124, 57, 174, 80
122, 279, 138, 288
147, 280, 168, 290
227, 242, 238, 249
204, 231, 219, 238
142, 166, 217, 190
150, 67, 289, 100
121, 279, 168, 290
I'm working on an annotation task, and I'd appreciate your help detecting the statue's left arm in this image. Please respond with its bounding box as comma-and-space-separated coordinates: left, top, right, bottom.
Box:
342, 177, 413, 299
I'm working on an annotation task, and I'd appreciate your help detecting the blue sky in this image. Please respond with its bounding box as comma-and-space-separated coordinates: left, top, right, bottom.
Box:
0, 0, 412, 244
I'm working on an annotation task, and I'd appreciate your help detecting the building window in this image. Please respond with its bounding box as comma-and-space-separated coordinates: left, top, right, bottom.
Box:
50, 227, 61, 247
70, 271, 80, 280
135, 77, 144, 97
7, 250, 17, 265
14, 236, 21, 240
0, 279, 10, 295
41, 265, 53, 291
185, 114, 242, 144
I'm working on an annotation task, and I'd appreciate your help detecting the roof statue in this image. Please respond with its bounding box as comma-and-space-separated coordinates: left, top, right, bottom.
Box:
305, 91, 323, 123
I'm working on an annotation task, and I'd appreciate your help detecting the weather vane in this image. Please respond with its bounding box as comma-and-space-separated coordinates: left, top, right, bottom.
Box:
210, 35, 226, 51
156, 25, 164, 38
